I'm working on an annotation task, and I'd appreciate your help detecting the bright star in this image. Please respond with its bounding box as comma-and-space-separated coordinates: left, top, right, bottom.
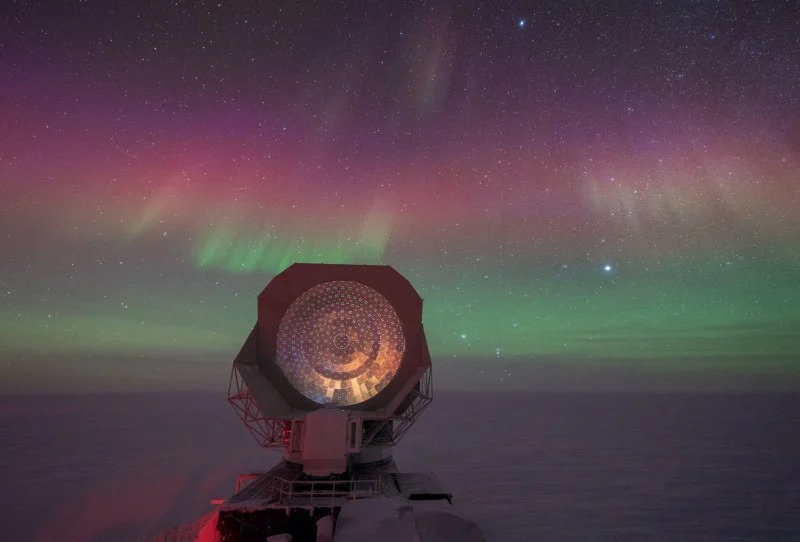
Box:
518, 19, 526, 28
604, 265, 612, 272
460, 333, 467, 339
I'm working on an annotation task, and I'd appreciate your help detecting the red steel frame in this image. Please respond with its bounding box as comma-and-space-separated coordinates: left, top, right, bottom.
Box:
228, 363, 432, 451
227, 365, 291, 449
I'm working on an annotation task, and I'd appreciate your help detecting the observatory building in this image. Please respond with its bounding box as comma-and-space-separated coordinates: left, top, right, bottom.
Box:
155, 264, 484, 542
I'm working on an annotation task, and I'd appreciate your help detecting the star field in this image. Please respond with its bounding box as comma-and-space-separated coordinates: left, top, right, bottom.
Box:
1, 1, 799, 390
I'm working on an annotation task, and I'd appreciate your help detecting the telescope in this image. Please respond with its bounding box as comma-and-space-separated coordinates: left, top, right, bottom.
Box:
155, 263, 484, 542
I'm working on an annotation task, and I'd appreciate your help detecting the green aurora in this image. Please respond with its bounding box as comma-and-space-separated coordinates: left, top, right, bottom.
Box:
4, 248, 797, 375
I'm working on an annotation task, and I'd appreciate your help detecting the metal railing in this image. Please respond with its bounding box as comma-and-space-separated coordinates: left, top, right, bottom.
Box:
266, 476, 386, 507
152, 473, 404, 541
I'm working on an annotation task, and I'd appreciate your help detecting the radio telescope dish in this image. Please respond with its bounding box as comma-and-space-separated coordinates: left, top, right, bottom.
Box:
228, 263, 432, 454
155, 263, 485, 542
276, 280, 405, 406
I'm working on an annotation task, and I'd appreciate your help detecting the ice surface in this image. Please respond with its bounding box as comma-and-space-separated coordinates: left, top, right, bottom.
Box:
333, 497, 418, 542
1, 392, 799, 541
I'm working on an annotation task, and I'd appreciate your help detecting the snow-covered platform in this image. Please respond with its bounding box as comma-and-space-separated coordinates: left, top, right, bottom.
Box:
219, 460, 453, 511
153, 460, 481, 542
334, 497, 485, 542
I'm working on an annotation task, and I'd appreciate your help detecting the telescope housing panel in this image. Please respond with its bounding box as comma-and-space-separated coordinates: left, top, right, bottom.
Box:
255, 263, 429, 414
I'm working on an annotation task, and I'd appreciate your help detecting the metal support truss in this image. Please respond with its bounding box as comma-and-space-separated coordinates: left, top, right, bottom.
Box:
361, 366, 433, 448
229, 363, 432, 451
228, 364, 291, 449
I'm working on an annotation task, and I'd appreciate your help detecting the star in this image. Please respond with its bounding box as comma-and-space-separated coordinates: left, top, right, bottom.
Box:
604, 265, 612, 272
518, 19, 526, 28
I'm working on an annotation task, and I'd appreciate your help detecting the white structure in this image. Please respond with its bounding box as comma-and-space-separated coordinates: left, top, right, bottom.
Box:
154, 264, 482, 542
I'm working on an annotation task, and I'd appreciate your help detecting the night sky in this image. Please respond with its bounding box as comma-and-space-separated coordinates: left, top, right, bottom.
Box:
2, 1, 799, 392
